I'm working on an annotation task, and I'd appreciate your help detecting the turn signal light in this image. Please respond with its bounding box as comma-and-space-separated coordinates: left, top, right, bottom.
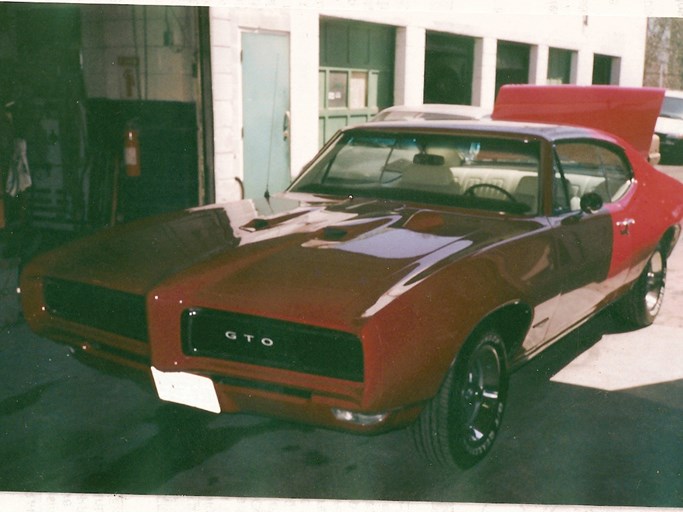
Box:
332, 408, 388, 426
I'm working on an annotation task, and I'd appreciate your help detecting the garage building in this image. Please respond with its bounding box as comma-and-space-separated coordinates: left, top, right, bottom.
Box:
0, 2, 649, 233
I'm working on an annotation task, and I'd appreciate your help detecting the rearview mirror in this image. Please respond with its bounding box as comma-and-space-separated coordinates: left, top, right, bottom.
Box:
579, 192, 603, 214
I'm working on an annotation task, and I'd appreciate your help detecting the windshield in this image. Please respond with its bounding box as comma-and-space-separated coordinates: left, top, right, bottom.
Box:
290, 130, 542, 215
661, 96, 683, 119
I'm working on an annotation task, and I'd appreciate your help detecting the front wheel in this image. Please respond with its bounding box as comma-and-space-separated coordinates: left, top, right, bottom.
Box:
413, 327, 508, 469
616, 246, 667, 328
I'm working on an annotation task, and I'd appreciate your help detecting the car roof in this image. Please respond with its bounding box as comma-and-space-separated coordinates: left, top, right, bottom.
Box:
665, 90, 683, 99
349, 118, 612, 144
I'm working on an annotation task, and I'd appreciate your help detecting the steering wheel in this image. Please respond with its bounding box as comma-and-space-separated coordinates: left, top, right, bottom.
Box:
464, 183, 519, 203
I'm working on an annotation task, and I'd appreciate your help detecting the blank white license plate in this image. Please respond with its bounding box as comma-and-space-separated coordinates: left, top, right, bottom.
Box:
151, 367, 221, 413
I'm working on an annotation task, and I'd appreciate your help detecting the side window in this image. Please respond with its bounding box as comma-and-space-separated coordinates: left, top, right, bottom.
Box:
554, 141, 633, 212
597, 146, 633, 201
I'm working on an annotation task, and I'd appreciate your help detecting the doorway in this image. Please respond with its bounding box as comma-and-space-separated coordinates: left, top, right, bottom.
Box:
423, 32, 474, 105
496, 41, 531, 96
593, 54, 618, 85
241, 31, 291, 199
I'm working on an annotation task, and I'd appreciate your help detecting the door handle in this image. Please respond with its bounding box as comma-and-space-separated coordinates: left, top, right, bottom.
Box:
616, 218, 635, 235
283, 110, 291, 141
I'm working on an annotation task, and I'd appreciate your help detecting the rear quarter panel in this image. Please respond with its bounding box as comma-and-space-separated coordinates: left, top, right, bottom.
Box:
619, 144, 683, 281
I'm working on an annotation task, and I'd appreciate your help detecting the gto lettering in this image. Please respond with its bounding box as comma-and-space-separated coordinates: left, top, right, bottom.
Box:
224, 330, 274, 347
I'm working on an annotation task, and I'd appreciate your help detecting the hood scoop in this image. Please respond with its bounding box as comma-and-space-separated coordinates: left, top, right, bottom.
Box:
246, 218, 270, 231
322, 226, 349, 240
241, 209, 317, 232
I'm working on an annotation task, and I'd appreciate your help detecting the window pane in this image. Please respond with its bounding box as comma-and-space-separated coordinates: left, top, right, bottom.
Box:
328, 71, 348, 108
661, 96, 683, 118
349, 71, 368, 109
595, 146, 632, 201
555, 141, 631, 205
547, 48, 573, 85
553, 165, 572, 213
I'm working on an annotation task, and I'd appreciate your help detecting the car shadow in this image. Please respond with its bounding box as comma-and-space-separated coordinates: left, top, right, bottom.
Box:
77, 404, 308, 494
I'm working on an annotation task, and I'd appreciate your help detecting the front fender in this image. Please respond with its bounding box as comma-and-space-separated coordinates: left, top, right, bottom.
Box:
359, 256, 523, 411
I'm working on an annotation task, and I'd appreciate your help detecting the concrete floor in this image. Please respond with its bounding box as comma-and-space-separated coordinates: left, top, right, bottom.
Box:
1, 168, 683, 510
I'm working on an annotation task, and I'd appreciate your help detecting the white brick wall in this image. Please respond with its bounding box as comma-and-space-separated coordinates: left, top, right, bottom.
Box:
394, 26, 426, 106
472, 37, 498, 110
209, 8, 240, 203
289, 11, 320, 179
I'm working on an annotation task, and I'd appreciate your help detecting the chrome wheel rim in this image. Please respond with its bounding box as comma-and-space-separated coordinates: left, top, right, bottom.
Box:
460, 342, 502, 446
644, 250, 665, 316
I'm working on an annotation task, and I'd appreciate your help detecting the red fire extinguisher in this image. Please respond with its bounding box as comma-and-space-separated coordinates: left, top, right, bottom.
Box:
124, 124, 141, 177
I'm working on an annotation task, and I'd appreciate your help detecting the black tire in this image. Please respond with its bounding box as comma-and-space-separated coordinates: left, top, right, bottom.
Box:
413, 327, 508, 469
617, 246, 667, 328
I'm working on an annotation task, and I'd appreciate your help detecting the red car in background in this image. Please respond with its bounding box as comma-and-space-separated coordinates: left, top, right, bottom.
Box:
21, 86, 683, 468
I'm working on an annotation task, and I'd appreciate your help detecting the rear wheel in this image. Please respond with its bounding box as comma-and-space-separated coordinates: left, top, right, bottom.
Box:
617, 246, 667, 328
413, 327, 508, 468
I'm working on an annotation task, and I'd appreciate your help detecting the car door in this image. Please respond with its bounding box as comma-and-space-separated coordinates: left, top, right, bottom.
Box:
544, 140, 634, 339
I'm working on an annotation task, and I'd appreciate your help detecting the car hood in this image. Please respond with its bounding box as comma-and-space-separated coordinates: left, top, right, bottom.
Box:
493, 85, 665, 158
31, 192, 541, 323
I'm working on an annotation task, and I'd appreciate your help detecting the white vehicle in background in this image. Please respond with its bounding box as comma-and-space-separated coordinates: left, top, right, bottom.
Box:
655, 90, 683, 164
372, 103, 490, 122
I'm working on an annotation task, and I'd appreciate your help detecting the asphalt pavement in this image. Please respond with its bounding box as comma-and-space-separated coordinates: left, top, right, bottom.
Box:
1, 167, 683, 511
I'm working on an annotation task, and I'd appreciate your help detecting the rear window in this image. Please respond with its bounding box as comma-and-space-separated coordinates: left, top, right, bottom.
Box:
661, 96, 683, 119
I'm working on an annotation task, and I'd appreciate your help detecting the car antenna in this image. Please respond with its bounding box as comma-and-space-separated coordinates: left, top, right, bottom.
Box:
264, 56, 281, 202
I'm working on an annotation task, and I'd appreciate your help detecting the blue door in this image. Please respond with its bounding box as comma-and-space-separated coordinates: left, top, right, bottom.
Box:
242, 32, 291, 199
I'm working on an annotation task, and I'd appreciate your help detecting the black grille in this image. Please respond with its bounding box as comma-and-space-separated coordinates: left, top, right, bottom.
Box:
44, 278, 148, 342
182, 308, 364, 382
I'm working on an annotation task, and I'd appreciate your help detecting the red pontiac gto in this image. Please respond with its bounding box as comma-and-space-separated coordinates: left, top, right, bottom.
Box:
20, 86, 683, 468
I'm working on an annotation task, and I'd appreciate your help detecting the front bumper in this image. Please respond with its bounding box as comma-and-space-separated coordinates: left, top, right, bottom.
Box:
151, 365, 421, 433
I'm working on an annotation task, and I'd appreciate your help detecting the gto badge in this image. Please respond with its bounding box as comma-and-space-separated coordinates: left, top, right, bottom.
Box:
225, 330, 274, 347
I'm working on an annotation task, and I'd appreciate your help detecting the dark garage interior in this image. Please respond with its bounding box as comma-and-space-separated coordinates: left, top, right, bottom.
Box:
1, 2, 203, 264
